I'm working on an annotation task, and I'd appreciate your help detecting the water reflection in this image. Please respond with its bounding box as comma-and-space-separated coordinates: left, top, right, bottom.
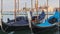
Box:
0, 29, 59, 34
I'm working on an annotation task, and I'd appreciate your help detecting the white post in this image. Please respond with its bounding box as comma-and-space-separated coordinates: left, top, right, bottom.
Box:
14, 0, 17, 22
0, 0, 6, 32
27, 11, 32, 28
0, 0, 3, 26
27, 11, 34, 34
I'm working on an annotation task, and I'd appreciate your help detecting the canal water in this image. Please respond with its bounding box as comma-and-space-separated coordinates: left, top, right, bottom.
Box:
0, 28, 60, 34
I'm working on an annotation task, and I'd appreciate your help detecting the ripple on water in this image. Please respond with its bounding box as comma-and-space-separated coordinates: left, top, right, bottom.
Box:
0, 29, 60, 34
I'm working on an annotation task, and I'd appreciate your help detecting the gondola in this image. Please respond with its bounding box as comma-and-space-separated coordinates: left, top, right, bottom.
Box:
1, 16, 30, 32
48, 10, 60, 22
31, 10, 59, 34
48, 10, 60, 31
54, 10, 60, 30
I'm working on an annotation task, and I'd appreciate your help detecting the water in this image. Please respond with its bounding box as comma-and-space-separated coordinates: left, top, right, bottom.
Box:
0, 29, 60, 34
0, 11, 60, 34
0, 29, 31, 34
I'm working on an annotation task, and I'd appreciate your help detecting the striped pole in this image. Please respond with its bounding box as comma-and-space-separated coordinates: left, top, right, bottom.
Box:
1, 0, 6, 32
18, 0, 19, 14
35, 0, 38, 23
31, 0, 33, 10
1, 0, 3, 20
14, 0, 17, 22
35, 0, 38, 11
47, 0, 48, 19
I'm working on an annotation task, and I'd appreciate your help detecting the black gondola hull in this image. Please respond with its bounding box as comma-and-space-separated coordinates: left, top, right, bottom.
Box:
1, 22, 30, 33
32, 24, 58, 34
